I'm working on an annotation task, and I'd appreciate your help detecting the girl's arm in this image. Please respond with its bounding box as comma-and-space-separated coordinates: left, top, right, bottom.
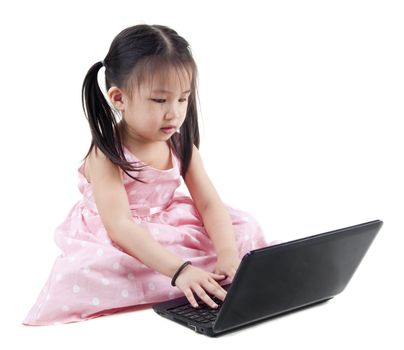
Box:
87, 147, 184, 278
184, 145, 238, 256
86, 146, 230, 308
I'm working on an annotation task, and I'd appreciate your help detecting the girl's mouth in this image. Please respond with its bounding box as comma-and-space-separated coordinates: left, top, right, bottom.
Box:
160, 127, 175, 134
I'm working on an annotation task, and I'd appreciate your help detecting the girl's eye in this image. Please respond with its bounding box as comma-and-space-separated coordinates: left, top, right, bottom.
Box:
152, 98, 188, 103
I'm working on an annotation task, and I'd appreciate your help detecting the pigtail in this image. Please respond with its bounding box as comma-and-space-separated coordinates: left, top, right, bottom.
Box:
81, 61, 147, 183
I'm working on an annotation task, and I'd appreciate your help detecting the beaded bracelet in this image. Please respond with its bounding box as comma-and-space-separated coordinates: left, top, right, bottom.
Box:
171, 261, 192, 286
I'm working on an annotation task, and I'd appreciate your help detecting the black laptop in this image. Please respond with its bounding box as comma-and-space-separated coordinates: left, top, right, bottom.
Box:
152, 219, 383, 337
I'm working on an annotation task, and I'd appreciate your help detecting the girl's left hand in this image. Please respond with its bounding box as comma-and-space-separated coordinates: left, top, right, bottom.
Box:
214, 249, 241, 282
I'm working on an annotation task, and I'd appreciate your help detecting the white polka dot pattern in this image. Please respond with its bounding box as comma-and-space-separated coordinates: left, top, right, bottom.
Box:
22, 141, 275, 326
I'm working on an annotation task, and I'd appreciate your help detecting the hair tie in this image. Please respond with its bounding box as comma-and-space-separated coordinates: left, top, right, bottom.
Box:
171, 261, 192, 286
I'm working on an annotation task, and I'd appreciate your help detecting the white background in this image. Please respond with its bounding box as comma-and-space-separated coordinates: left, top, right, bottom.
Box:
1, 0, 403, 348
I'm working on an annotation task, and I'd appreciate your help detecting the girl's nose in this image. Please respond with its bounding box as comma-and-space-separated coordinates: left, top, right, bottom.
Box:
165, 106, 180, 120
164, 111, 177, 119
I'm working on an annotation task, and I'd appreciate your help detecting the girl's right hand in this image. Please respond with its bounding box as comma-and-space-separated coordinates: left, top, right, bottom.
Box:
174, 264, 228, 308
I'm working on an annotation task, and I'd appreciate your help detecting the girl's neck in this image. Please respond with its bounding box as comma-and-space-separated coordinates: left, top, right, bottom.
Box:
117, 120, 168, 155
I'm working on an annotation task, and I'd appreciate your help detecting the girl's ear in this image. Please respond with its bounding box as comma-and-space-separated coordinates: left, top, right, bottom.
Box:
107, 86, 126, 112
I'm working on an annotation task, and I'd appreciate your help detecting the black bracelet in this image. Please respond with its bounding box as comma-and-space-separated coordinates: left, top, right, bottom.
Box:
171, 261, 192, 286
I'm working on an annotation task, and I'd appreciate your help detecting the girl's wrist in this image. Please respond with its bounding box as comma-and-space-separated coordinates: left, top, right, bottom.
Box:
171, 261, 193, 286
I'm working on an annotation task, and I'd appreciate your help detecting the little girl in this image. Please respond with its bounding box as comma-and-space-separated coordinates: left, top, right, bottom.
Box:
23, 23, 280, 326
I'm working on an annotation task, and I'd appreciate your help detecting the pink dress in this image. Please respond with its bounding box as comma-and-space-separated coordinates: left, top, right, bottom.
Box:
23, 144, 277, 326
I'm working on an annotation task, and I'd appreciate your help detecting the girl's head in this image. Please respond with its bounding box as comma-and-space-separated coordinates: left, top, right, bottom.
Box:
81, 24, 200, 181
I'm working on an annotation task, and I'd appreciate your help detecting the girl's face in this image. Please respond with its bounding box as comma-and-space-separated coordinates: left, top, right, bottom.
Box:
112, 66, 192, 147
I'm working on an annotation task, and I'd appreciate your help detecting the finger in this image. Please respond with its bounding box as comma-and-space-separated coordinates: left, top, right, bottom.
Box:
208, 276, 227, 294
211, 273, 227, 279
192, 284, 218, 309
183, 288, 199, 308
205, 278, 227, 301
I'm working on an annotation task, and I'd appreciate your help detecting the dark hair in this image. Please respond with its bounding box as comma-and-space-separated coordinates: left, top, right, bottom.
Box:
81, 24, 200, 183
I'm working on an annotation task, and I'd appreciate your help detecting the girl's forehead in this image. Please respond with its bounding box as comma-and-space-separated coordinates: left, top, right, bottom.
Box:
141, 67, 191, 94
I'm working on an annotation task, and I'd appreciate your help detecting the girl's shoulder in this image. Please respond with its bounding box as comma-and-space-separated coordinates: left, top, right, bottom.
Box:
80, 147, 124, 185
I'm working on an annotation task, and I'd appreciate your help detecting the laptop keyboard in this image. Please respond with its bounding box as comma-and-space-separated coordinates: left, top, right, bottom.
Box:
167, 294, 224, 325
